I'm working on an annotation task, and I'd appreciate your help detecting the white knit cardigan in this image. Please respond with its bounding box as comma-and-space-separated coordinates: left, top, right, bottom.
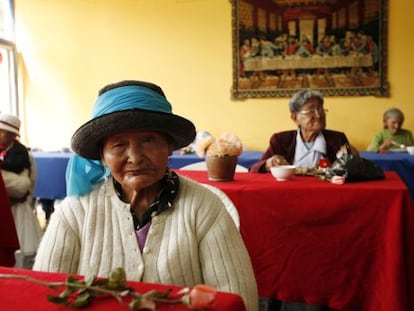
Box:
33, 175, 258, 311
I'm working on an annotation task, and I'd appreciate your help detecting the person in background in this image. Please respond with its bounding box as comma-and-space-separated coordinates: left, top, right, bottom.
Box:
33, 80, 259, 311
0, 113, 42, 267
239, 38, 252, 77
0, 114, 31, 174
250, 89, 355, 175
367, 107, 414, 152
251, 90, 348, 311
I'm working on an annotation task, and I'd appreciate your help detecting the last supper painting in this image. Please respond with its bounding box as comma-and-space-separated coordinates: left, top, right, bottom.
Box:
231, 0, 389, 98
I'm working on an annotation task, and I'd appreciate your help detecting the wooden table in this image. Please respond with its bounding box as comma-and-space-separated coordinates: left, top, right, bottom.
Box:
177, 170, 414, 311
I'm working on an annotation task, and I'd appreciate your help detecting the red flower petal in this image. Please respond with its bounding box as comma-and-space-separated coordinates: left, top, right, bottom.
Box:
189, 285, 217, 309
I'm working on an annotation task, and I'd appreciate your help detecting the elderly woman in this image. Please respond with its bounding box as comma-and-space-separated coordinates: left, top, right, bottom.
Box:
250, 89, 352, 173
367, 107, 414, 152
33, 80, 258, 311
251, 90, 347, 310
0, 114, 42, 265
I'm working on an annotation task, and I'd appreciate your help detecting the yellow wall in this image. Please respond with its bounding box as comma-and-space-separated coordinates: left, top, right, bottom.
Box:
14, 0, 414, 151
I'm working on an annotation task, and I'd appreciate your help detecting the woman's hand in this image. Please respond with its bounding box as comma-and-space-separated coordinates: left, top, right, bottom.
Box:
379, 138, 394, 151
265, 155, 289, 171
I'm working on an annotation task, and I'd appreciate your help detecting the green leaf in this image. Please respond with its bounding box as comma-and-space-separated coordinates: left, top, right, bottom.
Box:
47, 295, 68, 304
84, 271, 96, 287
94, 278, 109, 286
155, 288, 172, 299
65, 276, 83, 291
66, 275, 78, 284
69, 291, 93, 308
59, 286, 77, 298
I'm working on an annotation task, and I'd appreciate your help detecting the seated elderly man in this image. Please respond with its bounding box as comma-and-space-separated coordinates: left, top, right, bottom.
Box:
250, 89, 356, 175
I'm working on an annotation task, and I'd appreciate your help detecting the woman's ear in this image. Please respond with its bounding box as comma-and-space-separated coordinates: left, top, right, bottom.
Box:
291, 112, 300, 125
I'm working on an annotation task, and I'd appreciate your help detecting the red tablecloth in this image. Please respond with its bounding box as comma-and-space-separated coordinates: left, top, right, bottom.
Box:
0, 174, 19, 266
178, 170, 414, 311
0, 267, 246, 310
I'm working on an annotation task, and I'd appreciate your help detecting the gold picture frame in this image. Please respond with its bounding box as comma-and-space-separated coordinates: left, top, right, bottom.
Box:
231, 0, 389, 98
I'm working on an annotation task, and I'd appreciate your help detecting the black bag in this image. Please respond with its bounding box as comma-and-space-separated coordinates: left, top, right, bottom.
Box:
325, 153, 385, 182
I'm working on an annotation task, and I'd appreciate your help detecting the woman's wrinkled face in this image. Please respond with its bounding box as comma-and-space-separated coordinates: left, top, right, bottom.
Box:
0, 129, 16, 147
292, 98, 326, 133
101, 130, 174, 192
384, 117, 402, 134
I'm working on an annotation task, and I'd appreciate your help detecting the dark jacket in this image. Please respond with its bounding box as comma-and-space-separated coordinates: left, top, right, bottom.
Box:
1, 140, 31, 174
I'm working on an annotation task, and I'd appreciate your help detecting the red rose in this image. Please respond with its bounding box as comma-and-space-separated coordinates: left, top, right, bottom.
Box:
189, 284, 217, 309
318, 158, 330, 168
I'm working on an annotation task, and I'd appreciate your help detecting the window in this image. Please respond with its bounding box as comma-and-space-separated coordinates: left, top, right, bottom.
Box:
0, 0, 18, 115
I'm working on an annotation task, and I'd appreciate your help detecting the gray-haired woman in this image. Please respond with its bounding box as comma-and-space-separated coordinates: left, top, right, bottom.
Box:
367, 107, 414, 152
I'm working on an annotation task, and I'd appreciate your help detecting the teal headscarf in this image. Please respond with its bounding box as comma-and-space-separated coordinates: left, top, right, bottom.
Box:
65, 85, 173, 196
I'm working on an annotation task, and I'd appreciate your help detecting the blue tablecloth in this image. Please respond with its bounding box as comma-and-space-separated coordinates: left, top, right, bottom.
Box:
360, 151, 414, 200
32, 151, 264, 199
33, 151, 72, 200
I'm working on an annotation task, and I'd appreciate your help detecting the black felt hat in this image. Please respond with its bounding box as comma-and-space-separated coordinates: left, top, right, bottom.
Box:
71, 80, 196, 160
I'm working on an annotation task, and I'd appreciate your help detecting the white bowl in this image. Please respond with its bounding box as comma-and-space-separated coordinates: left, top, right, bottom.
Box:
270, 165, 296, 181
407, 146, 414, 155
